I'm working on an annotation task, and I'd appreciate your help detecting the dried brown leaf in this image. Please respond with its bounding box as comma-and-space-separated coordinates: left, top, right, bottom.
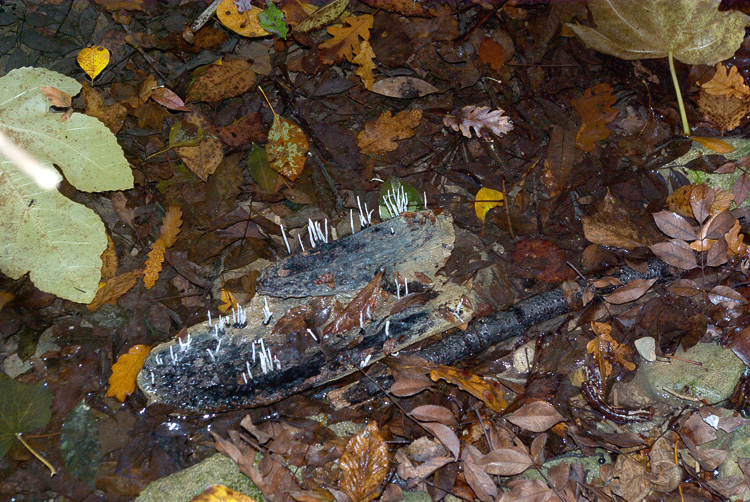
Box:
357, 109, 422, 157
604, 278, 657, 305
571, 82, 618, 152
506, 401, 564, 433
410, 405, 457, 428
649, 239, 698, 270
652, 210, 697, 240
420, 422, 460, 460
443, 105, 513, 140
701, 63, 750, 99
477, 447, 533, 476
462, 459, 497, 502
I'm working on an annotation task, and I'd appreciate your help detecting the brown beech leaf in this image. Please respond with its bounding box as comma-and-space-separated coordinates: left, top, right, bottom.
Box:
652, 210, 697, 241
604, 278, 657, 305
649, 239, 698, 270
477, 447, 533, 476
735, 174, 750, 205
339, 421, 388, 502
420, 422, 460, 460
324, 271, 382, 336
690, 184, 714, 224
571, 82, 618, 152
410, 405, 457, 428
501, 479, 559, 502
581, 192, 662, 250
462, 459, 497, 502
506, 401, 564, 433
666, 278, 701, 297
701, 210, 735, 240
704, 237, 728, 267
708, 285, 746, 305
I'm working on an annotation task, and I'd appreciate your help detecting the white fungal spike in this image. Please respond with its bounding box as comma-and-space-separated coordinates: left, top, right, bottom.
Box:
246, 360, 253, 378
396, 280, 401, 299
252, 341, 256, 363
170, 345, 175, 362
215, 339, 222, 354
208, 310, 212, 328
206, 348, 216, 362
360, 354, 372, 367
308, 219, 316, 248
150, 370, 155, 386
298, 234, 305, 252
306, 328, 318, 341
280, 223, 291, 255
385, 320, 390, 338
350, 209, 355, 234
262, 298, 272, 324
404, 278, 408, 296
274, 355, 281, 371
242, 372, 248, 384
423, 191, 427, 210
359, 311, 364, 329
155, 354, 163, 365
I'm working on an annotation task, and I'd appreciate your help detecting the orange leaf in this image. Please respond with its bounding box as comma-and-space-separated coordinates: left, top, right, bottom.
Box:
339, 421, 388, 502
690, 136, 736, 154
430, 365, 507, 413
697, 90, 750, 133
266, 116, 309, 181
701, 63, 750, 99
571, 83, 618, 152
87, 269, 143, 311
353, 39, 376, 90
143, 238, 166, 290
160, 205, 183, 248
319, 14, 373, 64
357, 109, 422, 157
77, 46, 110, 84
190, 484, 257, 502
107, 344, 151, 402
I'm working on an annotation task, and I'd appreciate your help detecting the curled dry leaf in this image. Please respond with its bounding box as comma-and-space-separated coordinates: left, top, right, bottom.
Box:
339, 421, 388, 502
443, 105, 513, 139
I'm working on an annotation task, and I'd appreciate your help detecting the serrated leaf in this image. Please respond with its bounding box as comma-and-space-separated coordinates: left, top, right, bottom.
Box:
77, 46, 110, 84
339, 421, 388, 502
319, 14, 373, 64
567, 0, 749, 65
296, 0, 349, 33
258, 2, 287, 39
247, 143, 280, 193
444, 105, 513, 139
107, 345, 151, 402
59, 401, 100, 486
266, 116, 309, 181
357, 109, 422, 157
353, 39, 376, 90
0, 374, 52, 459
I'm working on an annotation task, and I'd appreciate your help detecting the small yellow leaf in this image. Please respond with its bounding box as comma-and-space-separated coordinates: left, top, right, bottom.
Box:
216, 0, 270, 38
690, 136, 736, 154
353, 39, 376, 90
107, 345, 151, 402
77, 46, 110, 84
219, 288, 237, 314
474, 187, 504, 223
143, 238, 166, 289
189, 484, 258, 502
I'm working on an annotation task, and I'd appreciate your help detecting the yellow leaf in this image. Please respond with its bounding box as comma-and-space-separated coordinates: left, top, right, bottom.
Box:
266, 116, 309, 181
690, 136, 736, 154
339, 421, 388, 502
219, 288, 237, 314
319, 14, 373, 64
357, 109, 422, 157
474, 187, 504, 223
216, 0, 270, 37
77, 46, 110, 84
430, 365, 507, 413
107, 345, 151, 402
189, 484, 257, 502
353, 39, 376, 90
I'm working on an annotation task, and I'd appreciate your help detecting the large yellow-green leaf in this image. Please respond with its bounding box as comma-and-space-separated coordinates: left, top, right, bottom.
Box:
0, 160, 107, 303
567, 0, 749, 65
0, 67, 132, 192
0, 67, 132, 303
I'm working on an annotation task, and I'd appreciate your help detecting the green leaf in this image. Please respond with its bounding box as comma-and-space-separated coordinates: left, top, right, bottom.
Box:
247, 143, 280, 194
0, 67, 132, 303
169, 120, 208, 149
258, 2, 287, 39
567, 0, 749, 65
378, 175, 424, 221
0, 373, 52, 459
60, 401, 100, 486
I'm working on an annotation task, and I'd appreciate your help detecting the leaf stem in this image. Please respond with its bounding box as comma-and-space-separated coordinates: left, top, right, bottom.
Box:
668, 50, 690, 137
16, 433, 56, 476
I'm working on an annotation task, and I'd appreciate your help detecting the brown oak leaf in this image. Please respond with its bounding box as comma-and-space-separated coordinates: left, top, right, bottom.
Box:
357, 109, 422, 157
571, 82, 618, 152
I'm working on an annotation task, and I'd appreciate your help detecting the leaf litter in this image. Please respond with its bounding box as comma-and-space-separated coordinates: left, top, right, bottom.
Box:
6, 1, 750, 501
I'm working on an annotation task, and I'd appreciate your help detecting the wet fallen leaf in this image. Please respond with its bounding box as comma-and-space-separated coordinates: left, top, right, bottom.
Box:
443, 105, 513, 139
419, 421, 460, 460
410, 405, 457, 428
506, 401, 564, 432
0, 375, 52, 459
698, 88, 750, 132
604, 278, 657, 304
150, 86, 190, 111
477, 36, 507, 71
581, 191, 663, 250
296, 0, 349, 33
216, 0, 270, 37
266, 115, 309, 181
258, 2, 287, 39
247, 143, 280, 194
353, 39, 376, 90
690, 136, 736, 154
357, 109, 422, 157
143, 205, 182, 289
81, 83, 127, 135
339, 421, 388, 502
319, 14, 374, 64
430, 365, 507, 413
107, 345, 151, 402
77, 46, 110, 84
186, 59, 256, 103
571, 83, 617, 152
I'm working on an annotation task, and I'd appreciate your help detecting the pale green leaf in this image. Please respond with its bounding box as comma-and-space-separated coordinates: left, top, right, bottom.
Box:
567, 0, 749, 65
